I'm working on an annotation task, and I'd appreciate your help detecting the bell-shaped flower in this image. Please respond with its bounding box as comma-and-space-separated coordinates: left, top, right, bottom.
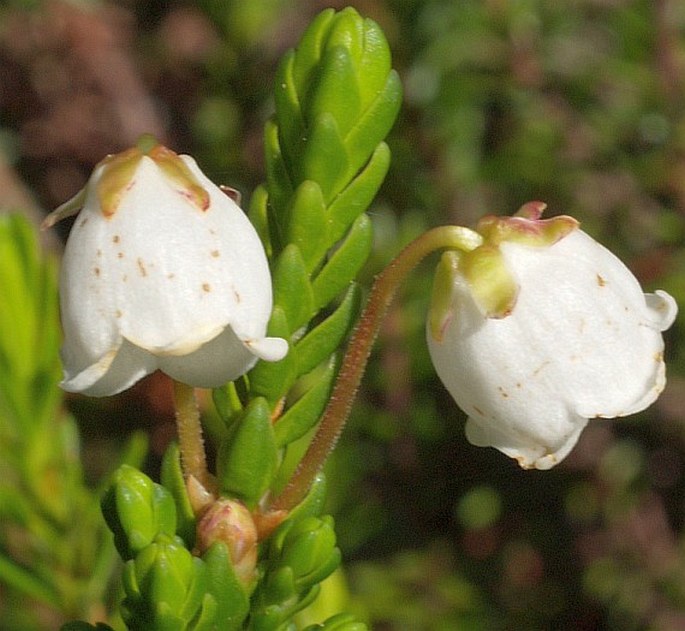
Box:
44, 138, 288, 397
427, 202, 678, 469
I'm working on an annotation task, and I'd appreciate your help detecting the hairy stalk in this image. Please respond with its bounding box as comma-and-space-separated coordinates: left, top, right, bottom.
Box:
172, 380, 211, 491
270, 225, 482, 511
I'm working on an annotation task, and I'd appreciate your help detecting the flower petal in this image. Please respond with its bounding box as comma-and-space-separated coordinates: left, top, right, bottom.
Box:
158, 325, 258, 387
465, 414, 588, 470
61, 339, 156, 396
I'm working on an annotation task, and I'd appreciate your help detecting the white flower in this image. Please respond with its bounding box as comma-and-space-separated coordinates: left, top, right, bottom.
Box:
45, 140, 287, 397
427, 202, 678, 469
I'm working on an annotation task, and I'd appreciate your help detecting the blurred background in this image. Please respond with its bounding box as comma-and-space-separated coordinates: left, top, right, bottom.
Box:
2, 0, 685, 629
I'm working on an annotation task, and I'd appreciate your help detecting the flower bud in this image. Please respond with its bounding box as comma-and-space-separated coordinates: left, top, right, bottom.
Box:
427, 203, 678, 469
44, 138, 288, 396
194, 499, 258, 587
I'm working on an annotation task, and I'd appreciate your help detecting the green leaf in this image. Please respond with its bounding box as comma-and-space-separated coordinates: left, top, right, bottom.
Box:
0, 554, 60, 609
247, 184, 272, 256
0, 214, 60, 434
286, 181, 329, 272
101, 466, 177, 561
212, 381, 244, 427
121, 535, 210, 631
202, 542, 250, 631
160, 443, 196, 549
326, 141, 391, 245
291, 8, 337, 96
248, 306, 298, 403
312, 214, 373, 310
308, 46, 361, 140
272, 244, 315, 331
344, 70, 402, 180
302, 613, 368, 631
286, 472, 328, 521
274, 354, 339, 447
277, 516, 341, 591
295, 284, 361, 378
274, 50, 304, 156
356, 17, 392, 108
264, 118, 294, 236
300, 113, 348, 203
217, 397, 278, 506
325, 9, 365, 67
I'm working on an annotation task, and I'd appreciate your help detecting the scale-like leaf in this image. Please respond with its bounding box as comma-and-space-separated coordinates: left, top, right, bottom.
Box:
312, 214, 373, 310
272, 245, 315, 331
294, 284, 361, 377
327, 142, 391, 244
343, 70, 402, 180
286, 181, 329, 272
217, 397, 278, 505
274, 355, 339, 447
300, 113, 348, 203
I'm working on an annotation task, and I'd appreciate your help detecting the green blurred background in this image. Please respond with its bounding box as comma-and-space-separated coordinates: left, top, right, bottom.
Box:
1, 1, 685, 629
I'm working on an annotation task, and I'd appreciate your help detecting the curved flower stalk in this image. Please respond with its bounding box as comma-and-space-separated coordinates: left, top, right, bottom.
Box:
43, 137, 287, 397
427, 202, 678, 469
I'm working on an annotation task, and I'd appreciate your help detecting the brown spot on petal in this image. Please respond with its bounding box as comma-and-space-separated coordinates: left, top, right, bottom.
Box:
473, 405, 485, 416
94, 267, 101, 277
210, 250, 220, 258
137, 258, 147, 277
113, 235, 120, 244
498, 386, 509, 398
532, 361, 550, 377
202, 283, 211, 292
596, 274, 607, 287
115, 309, 123, 318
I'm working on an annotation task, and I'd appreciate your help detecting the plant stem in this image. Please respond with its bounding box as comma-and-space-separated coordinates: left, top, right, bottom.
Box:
270, 225, 482, 511
172, 380, 211, 489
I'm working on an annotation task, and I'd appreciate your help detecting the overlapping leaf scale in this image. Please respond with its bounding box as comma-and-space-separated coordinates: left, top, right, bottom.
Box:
238, 9, 401, 533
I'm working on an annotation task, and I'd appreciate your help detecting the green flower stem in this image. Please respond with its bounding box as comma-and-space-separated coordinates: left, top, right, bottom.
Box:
172, 380, 212, 493
270, 225, 483, 511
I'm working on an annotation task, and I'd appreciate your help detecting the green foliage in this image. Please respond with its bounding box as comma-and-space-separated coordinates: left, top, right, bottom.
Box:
121, 535, 212, 631
103, 464, 251, 631
301, 613, 367, 631
101, 465, 178, 560
243, 8, 402, 475
249, 515, 342, 630
217, 397, 278, 506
